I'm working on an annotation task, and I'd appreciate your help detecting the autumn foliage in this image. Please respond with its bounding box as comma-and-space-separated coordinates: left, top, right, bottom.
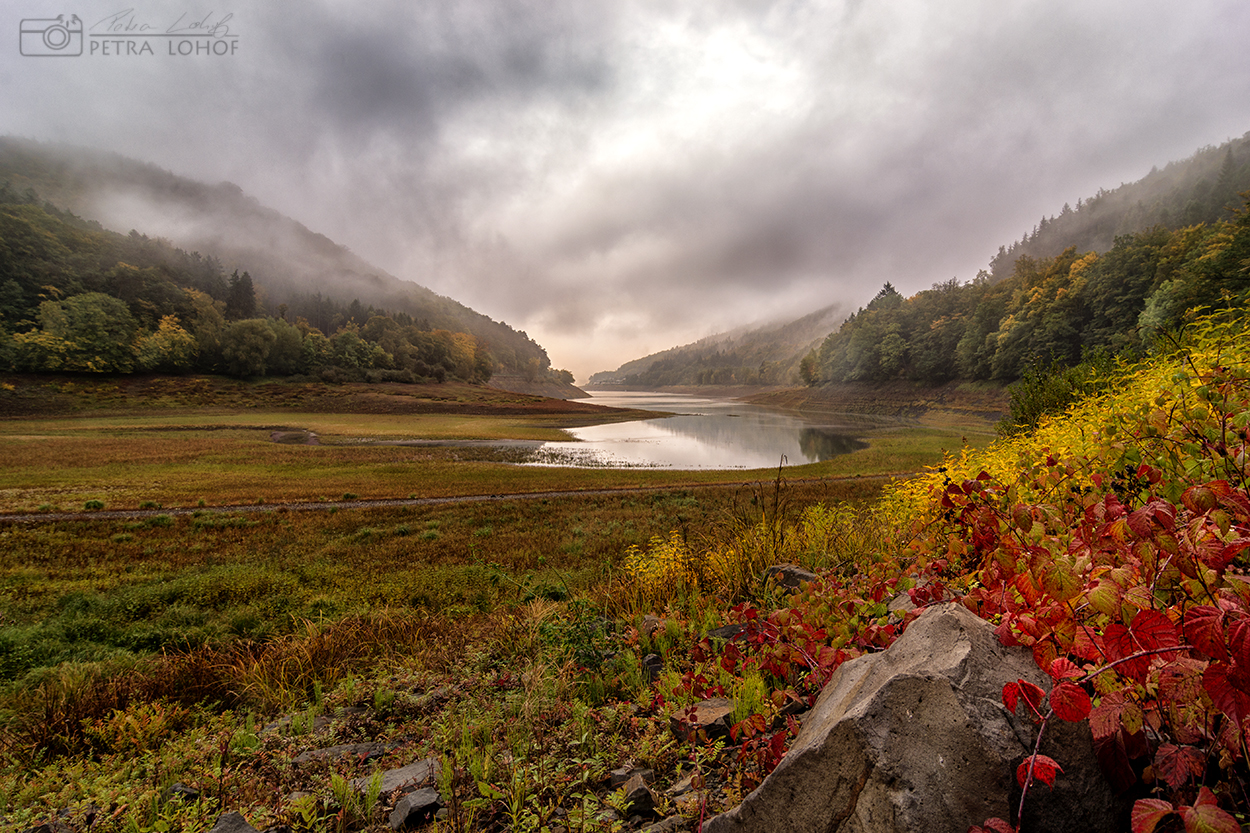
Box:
650, 312, 1250, 831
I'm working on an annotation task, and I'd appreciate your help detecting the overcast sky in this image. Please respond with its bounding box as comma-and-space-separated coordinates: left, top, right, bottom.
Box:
3, 1, 1250, 381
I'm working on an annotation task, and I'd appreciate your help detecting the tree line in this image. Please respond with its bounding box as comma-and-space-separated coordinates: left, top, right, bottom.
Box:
804, 192, 1250, 387
0, 187, 554, 383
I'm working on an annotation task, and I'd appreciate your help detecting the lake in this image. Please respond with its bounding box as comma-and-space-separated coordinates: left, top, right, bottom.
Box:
526, 391, 872, 470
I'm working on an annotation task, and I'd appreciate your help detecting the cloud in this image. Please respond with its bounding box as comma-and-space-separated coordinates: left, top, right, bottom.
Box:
3, 0, 1250, 380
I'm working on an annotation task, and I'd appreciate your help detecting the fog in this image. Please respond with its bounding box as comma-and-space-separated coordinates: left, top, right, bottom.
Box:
3, 0, 1249, 380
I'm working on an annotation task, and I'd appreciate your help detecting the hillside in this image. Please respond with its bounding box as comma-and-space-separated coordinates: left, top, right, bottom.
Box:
988, 132, 1250, 281
0, 137, 567, 384
587, 304, 843, 388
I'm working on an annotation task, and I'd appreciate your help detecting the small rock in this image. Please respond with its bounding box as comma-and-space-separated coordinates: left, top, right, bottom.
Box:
207, 812, 259, 833
623, 773, 657, 816
166, 782, 200, 801
641, 653, 664, 683
609, 766, 655, 789
388, 787, 442, 829
641, 816, 690, 833
260, 713, 331, 736
292, 741, 395, 765
411, 686, 452, 712
703, 623, 744, 642
667, 772, 697, 796
352, 756, 440, 796
764, 563, 817, 591
641, 614, 665, 637
670, 697, 735, 743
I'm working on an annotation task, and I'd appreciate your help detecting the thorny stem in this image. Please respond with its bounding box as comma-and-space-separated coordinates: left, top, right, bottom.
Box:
1016, 712, 1051, 829
1013, 643, 1196, 832
1081, 644, 1192, 683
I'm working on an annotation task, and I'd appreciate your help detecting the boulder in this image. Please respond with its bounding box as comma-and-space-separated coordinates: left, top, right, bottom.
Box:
702, 603, 1120, 833
704, 623, 745, 642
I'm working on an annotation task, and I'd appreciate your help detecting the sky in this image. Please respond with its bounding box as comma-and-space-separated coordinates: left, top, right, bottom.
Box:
3, 1, 1250, 382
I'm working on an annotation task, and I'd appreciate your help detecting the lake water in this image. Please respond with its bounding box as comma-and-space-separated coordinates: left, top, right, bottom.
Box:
526, 391, 872, 470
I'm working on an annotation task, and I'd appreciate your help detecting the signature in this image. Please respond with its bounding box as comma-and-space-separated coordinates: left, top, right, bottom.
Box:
92, 8, 234, 37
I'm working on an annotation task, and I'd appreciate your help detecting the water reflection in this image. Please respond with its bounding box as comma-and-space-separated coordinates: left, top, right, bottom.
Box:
526, 391, 871, 470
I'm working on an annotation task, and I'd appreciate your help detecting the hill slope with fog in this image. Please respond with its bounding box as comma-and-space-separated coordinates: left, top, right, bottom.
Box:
587, 304, 843, 389
0, 137, 564, 382
592, 131, 1250, 392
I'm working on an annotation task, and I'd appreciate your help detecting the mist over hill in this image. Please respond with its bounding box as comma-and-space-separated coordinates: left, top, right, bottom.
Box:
988, 132, 1250, 281
0, 137, 558, 379
587, 304, 843, 388
592, 131, 1250, 392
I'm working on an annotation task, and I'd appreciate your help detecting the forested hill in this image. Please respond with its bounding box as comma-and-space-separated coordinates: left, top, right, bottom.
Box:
810, 196, 1250, 387
0, 137, 564, 382
987, 132, 1250, 281
587, 304, 844, 388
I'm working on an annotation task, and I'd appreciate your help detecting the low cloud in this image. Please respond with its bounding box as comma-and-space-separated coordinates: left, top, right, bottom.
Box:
3, 0, 1249, 380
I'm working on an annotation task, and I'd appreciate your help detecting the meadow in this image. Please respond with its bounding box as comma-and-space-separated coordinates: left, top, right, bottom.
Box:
0, 374, 1009, 831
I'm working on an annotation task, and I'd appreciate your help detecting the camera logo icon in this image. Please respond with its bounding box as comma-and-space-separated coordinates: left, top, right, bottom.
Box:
20, 14, 83, 56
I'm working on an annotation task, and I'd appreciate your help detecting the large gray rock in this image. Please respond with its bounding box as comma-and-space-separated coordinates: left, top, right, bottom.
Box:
702, 603, 1119, 833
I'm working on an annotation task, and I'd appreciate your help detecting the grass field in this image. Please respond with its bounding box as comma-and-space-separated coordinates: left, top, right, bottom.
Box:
0, 375, 999, 831
0, 375, 988, 515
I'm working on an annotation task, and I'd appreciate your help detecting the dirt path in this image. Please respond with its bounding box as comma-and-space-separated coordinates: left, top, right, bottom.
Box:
0, 474, 897, 525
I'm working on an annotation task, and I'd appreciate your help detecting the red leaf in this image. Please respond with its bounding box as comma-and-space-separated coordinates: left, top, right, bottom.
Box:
1094, 731, 1138, 793
1127, 508, 1155, 539
1153, 743, 1205, 789
1179, 786, 1240, 833
1130, 798, 1175, 833
1211, 537, 1250, 572
1049, 681, 1092, 722
1184, 605, 1229, 661
1031, 641, 1057, 674
1072, 625, 1101, 660
1002, 681, 1021, 713
1182, 485, 1218, 513
1048, 656, 1083, 680
1102, 624, 1150, 682
1016, 754, 1062, 788
1131, 608, 1180, 657
1203, 662, 1250, 724
970, 819, 1016, 833
1089, 699, 1124, 740
1229, 617, 1250, 667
